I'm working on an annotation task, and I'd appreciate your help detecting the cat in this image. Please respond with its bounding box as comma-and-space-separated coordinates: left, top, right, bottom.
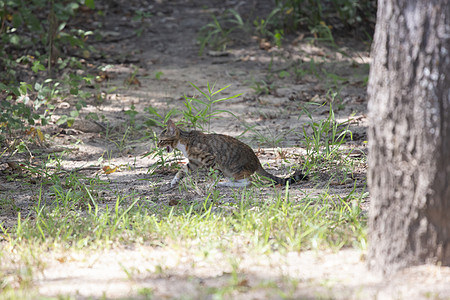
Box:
157, 120, 308, 187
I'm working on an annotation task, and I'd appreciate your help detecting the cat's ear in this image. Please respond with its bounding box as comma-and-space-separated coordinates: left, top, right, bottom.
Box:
166, 119, 177, 135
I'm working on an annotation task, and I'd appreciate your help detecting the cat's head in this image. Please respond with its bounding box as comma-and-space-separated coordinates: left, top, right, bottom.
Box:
157, 119, 180, 153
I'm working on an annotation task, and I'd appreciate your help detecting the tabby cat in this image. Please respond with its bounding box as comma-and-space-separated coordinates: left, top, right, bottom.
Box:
157, 120, 308, 187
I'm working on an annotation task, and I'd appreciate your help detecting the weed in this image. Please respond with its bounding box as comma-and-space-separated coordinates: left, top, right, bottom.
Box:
1, 174, 366, 248
0, 197, 19, 212
181, 82, 241, 132
309, 22, 335, 45
197, 9, 247, 55
0, 0, 96, 140
300, 102, 355, 182
138, 287, 154, 299
242, 121, 291, 149
132, 9, 152, 37
274, 0, 376, 34
145, 105, 178, 128
278, 70, 290, 79
124, 66, 141, 87
248, 78, 276, 95
154, 71, 164, 80
124, 104, 139, 127
331, 0, 377, 28
253, 7, 284, 42
0, 158, 368, 297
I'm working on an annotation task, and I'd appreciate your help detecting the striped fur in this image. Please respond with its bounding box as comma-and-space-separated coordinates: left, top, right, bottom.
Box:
157, 120, 308, 187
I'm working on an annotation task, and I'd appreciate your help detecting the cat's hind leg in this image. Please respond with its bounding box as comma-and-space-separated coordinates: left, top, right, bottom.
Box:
217, 178, 250, 187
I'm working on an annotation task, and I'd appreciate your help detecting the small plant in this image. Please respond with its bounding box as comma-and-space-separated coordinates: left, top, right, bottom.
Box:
300, 102, 352, 165
332, 0, 377, 28
197, 9, 247, 55
242, 121, 291, 149
253, 7, 282, 38
309, 22, 335, 45
181, 82, 241, 132
154, 71, 164, 80
248, 79, 275, 95
0, 0, 96, 141
132, 9, 152, 22
124, 104, 139, 127
145, 105, 178, 128
138, 287, 154, 299
124, 66, 141, 87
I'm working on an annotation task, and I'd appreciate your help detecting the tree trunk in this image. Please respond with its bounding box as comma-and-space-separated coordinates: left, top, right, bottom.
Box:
367, 0, 450, 275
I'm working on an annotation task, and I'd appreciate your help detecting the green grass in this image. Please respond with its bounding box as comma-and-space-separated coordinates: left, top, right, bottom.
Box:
0, 80, 368, 298
0, 0, 372, 297
0, 160, 367, 297
0, 170, 367, 296
1, 185, 366, 251
197, 0, 375, 55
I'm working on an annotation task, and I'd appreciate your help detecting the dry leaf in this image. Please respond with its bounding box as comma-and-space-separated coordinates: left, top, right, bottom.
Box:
36, 128, 45, 141
276, 148, 288, 159
7, 162, 22, 172
259, 38, 272, 50
168, 199, 179, 206
124, 76, 141, 86
25, 127, 45, 142
56, 256, 67, 263
102, 166, 119, 174
237, 279, 249, 287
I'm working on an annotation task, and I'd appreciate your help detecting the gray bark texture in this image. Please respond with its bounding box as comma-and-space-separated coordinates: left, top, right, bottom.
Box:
367, 0, 450, 275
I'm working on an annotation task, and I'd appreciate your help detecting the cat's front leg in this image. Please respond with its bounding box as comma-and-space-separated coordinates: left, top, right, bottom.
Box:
170, 165, 187, 187
170, 160, 200, 187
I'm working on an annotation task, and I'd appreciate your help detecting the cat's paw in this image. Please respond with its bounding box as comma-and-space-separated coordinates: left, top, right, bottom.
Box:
170, 178, 179, 187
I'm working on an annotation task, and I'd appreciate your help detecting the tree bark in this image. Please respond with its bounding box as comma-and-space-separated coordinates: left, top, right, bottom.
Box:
367, 0, 450, 275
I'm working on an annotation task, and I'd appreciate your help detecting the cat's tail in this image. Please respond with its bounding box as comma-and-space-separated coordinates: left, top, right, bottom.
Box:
256, 167, 308, 186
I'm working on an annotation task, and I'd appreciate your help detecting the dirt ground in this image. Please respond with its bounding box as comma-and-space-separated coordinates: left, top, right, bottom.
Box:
1, 0, 449, 299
